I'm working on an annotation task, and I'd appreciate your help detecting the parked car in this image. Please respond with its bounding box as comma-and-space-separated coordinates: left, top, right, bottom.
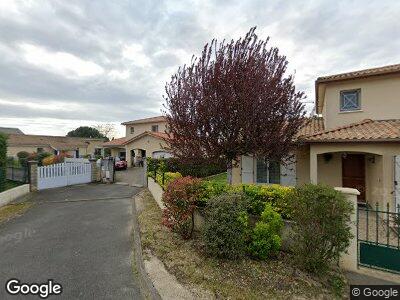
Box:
115, 158, 127, 170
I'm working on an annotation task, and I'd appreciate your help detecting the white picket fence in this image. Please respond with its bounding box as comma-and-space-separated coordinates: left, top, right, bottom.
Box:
37, 160, 91, 190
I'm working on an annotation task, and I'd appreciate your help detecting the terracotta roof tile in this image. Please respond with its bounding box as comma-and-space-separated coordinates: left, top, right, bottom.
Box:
121, 116, 166, 125
103, 137, 126, 147
317, 64, 400, 83
296, 117, 325, 138
303, 119, 400, 142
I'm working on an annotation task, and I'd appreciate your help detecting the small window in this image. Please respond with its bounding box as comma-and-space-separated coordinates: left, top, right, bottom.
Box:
340, 89, 361, 111
256, 158, 281, 184
130, 127, 135, 134
37, 147, 44, 153
94, 148, 102, 156
151, 125, 159, 132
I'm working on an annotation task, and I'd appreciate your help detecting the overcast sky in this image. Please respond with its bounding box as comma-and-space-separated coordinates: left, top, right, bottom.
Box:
0, 0, 399, 137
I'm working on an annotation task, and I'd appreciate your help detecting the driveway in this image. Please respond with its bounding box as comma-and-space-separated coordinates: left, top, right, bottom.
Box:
115, 167, 146, 187
0, 184, 143, 299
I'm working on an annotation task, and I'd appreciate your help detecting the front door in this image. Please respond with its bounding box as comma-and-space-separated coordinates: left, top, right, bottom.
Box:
342, 154, 366, 202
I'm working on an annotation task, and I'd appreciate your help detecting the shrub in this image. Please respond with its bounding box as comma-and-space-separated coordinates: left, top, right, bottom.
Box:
17, 151, 30, 166
198, 180, 231, 206
291, 184, 353, 273
42, 153, 72, 166
156, 171, 182, 189
162, 176, 203, 239
0, 133, 7, 192
37, 152, 52, 166
248, 204, 283, 259
203, 193, 249, 259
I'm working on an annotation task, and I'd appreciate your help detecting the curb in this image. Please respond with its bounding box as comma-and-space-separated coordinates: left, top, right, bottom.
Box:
131, 192, 162, 300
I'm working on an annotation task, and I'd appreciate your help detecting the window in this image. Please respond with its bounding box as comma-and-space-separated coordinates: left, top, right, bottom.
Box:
130, 127, 135, 134
256, 158, 281, 184
37, 147, 44, 153
94, 148, 102, 156
340, 89, 361, 111
151, 125, 159, 132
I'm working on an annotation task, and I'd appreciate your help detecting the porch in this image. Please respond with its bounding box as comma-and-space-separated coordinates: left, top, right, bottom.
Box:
308, 143, 400, 211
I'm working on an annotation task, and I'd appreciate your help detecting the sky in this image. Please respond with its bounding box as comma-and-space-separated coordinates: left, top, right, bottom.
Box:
0, 0, 399, 137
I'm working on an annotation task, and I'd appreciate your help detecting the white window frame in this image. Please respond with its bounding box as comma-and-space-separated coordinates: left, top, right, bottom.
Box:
340, 89, 361, 112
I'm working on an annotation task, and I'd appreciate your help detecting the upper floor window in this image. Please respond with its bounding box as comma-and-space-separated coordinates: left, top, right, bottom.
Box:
151, 125, 159, 132
130, 127, 134, 134
340, 89, 361, 111
256, 158, 281, 184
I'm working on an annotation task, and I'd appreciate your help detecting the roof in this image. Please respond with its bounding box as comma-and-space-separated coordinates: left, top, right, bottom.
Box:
6, 134, 104, 150
123, 131, 170, 145
0, 127, 24, 135
296, 117, 325, 138
121, 116, 166, 125
103, 137, 126, 147
315, 63, 400, 114
303, 119, 400, 143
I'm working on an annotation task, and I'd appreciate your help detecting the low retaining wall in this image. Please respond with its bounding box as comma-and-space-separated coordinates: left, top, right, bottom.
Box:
148, 177, 164, 209
0, 184, 30, 207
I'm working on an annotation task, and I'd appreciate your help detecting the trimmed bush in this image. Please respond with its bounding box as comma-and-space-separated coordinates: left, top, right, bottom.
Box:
0, 133, 7, 192
162, 176, 203, 239
290, 184, 353, 273
17, 151, 30, 167
203, 193, 248, 259
37, 152, 52, 166
157, 172, 182, 189
248, 204, 283, 259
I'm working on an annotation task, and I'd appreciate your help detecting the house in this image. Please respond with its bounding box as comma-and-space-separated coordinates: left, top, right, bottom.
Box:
5, 134, 105, 158
232, 63, 400, 211
0, 127, 24, 135
103, 116, 172, 166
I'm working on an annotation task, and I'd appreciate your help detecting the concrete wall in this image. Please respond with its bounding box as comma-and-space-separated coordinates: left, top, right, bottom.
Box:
125, 121, 168, 140
321, 74, 400, 130
7, 146, 53, 157
0, 184, 30, 207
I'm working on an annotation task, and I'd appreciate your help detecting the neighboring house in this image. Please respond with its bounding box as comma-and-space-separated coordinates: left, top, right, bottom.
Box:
6, 134, 105, 158
0, 127, 24, 135
103, 116, 172, 166
233, 63, 400, 211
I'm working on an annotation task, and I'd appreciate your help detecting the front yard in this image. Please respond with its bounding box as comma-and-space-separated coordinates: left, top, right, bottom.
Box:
138, 190, 347, 299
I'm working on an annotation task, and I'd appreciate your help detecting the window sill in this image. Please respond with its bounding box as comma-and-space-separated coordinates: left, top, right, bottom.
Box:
338, 110, 363, 114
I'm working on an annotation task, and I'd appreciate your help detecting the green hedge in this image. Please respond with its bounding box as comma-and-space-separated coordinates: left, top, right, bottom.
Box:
0, 133, 7, 192
147, 157, 226, 178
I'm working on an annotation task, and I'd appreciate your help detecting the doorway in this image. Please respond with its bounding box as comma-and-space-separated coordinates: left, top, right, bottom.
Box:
342, 154, 366, 203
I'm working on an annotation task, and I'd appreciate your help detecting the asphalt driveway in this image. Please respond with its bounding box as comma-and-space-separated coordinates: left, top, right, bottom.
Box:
0, 184, 143, 299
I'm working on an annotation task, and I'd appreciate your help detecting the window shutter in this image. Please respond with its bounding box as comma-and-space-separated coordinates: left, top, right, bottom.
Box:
280, 158, 296, 186
241, 155, 254, 184
395, 156, 400, 209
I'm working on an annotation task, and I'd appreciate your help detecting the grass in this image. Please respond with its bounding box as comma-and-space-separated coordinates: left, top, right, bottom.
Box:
0, 202, 33, 224
205, 172, 227, 184
138, 190, 347, 299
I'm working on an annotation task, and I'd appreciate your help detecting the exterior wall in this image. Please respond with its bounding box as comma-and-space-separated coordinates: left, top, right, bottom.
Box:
125, 135, 169, 167
295, 146, 310, 185
108, 147, 126, 158
231, 158, 242, 185
125, 121, 167, 140
322, 74, 400, 130
85, 140, 104, 156
309, 142, 400, 210
7, 146, 53, 157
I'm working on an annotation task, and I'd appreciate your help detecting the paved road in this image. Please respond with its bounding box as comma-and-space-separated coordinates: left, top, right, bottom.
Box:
0, 184, 143, 299
115, 167, 146, 187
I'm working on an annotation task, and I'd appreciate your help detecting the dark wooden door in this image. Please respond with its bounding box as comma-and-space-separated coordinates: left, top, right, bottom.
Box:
342, 154, 366, 202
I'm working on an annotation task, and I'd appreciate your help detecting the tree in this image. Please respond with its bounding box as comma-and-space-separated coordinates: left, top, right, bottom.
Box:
164, 27, 305, 180
67, 126, 108, 140
93, 123, 116, 140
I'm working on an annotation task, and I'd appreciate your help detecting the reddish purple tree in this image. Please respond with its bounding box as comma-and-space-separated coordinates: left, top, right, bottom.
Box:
164, 28, 305, 178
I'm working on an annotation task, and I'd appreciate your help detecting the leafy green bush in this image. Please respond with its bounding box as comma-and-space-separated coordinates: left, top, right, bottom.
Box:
290, 184, 353, 273
162, 176, 203, 239
248, 204, 283, 259
17, 151, 30, 166
37, 152, 52, 166
203, 193, 248, 259
0, 133, 7, 192
198, 181, 231, 206
157, 172, 182, 189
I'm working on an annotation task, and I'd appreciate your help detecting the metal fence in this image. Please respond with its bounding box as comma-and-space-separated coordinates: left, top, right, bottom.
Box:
6, 166, 29, 183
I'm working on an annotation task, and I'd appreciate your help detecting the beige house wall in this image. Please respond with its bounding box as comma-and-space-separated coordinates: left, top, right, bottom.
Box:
125, 121, 167, 140
322, 74, 400, 130
86, 140, 104, 155
7, 146, 53, 157
125, 135, 169, 166
308, 142, 400, 210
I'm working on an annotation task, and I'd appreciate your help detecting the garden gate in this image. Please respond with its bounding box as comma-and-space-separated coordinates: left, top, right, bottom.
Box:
37, 158, 91, 190
357, 203, 400, 274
